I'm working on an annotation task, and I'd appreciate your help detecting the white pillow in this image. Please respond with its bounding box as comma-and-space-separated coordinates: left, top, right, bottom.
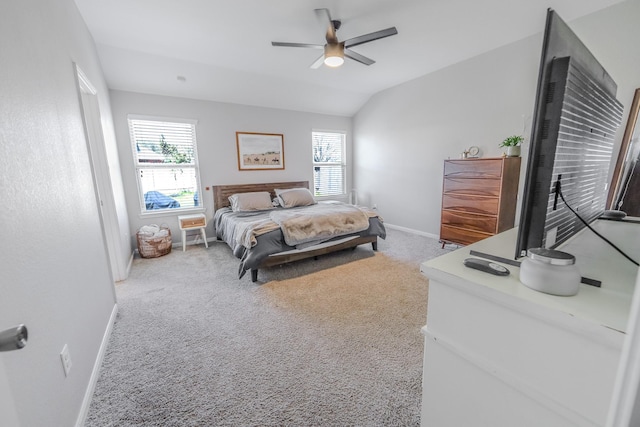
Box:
275, 188, 316, 208
228, 191, 273, 212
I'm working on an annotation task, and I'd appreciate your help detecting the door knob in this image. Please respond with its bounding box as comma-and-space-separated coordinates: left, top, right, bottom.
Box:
0, 325, 28, 352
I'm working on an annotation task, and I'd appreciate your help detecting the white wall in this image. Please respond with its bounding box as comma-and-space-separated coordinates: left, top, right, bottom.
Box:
0, 0, 125, 425
571, 0, 640, 111
353, 0, 640, 236
109, 90, 352, 244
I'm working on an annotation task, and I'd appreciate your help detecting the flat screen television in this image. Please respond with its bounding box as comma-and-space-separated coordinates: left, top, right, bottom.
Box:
515, 9, 624, 258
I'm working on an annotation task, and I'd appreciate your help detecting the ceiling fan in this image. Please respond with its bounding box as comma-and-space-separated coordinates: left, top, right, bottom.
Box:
271, 8, 398, 68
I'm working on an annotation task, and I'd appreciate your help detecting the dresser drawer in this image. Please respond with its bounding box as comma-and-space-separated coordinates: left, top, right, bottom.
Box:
442, 194, 499, 215
443, 177, 501, 197
178, 214, 206, 229
440, 225, 492, 246
441, 210, 497, 234
444, 159, 503, 179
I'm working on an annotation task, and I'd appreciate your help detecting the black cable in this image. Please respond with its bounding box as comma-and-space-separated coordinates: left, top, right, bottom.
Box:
557, 187, 639, 267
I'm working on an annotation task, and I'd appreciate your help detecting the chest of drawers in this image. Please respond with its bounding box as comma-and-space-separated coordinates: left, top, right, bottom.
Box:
440, 157, 521, 246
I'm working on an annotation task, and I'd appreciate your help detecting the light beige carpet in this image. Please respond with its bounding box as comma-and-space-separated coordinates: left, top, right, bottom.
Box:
85, 228, 446, 426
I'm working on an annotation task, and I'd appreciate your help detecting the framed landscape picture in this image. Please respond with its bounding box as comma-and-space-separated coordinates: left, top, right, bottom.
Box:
236, 132, 285, 171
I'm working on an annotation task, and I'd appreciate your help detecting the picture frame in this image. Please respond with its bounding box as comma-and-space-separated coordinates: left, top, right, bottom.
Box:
236, 132, 285, 171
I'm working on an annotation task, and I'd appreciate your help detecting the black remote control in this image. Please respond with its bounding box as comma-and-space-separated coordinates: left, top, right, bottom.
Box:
463, 258, 510, 276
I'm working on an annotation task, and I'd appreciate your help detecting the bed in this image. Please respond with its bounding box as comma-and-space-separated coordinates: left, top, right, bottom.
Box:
212, 181, 386, 282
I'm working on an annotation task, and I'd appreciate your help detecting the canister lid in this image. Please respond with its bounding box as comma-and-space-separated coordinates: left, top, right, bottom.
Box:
526, 248, 576, 266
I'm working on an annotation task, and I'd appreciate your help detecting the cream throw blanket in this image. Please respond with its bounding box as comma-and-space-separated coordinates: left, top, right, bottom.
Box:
269, 202, 373, 247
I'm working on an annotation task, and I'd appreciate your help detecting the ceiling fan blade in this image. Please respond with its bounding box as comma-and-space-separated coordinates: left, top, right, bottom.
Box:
314, 8, 332, 24
314, 8, 338, 44
310, 54, 325, 69
344, 49, 375, 66
271, 42, 324, 49
344, 27, 398, 49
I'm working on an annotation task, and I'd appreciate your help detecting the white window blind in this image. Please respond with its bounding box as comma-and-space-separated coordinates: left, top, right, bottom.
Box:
312, 131, 346, 197
128, 116, 202, 213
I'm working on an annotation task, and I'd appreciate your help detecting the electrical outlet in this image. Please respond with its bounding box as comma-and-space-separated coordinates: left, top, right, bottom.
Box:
60, 344, 72, 377
372, 204, 377, 210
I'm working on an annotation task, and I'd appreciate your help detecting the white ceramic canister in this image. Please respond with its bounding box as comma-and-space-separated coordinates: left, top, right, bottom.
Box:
519, 248, 581, 296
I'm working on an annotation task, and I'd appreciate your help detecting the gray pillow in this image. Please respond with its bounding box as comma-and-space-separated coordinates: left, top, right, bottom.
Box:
275, 188, 316, 208
228, 191, 273, 212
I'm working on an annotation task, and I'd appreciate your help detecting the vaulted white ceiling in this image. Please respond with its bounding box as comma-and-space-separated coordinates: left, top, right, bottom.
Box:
74, 0, 624, 117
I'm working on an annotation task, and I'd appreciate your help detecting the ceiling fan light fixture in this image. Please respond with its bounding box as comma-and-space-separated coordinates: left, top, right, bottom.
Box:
324, 44, 344, 67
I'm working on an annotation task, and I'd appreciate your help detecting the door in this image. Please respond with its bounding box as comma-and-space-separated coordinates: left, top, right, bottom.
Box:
616, 155, 640, 216
610, 88, 640, 214
75, 64, 125, 284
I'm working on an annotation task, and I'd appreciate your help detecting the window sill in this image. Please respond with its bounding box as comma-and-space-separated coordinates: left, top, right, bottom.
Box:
138, 207, 205, 220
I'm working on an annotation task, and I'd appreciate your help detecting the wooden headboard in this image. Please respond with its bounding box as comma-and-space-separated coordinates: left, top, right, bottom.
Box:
212, 181, 309, 210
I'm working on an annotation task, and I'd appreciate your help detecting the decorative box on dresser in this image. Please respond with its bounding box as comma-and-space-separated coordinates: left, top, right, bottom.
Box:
440, 157, 521, 246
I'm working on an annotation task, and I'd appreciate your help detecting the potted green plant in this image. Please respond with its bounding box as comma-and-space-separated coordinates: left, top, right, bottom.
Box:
499, 135, 524, 157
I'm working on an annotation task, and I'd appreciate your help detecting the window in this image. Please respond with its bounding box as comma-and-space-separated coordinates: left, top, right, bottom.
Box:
128, 116, 202, 213
312, 131, 346, 197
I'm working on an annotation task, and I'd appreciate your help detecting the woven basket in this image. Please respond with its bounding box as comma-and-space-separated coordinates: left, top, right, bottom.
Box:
136, 226, 172, 258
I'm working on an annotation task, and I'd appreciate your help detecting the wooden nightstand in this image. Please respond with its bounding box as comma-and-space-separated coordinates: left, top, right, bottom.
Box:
177, 214, 208, 252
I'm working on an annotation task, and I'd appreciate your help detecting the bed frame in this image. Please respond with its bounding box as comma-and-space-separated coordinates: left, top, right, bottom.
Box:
212, 181, 378, 282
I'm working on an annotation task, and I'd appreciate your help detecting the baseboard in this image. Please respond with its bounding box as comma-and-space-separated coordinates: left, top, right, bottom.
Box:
384, 223, 439, 240
124, 251, 134, 279
75, 303, 118, 427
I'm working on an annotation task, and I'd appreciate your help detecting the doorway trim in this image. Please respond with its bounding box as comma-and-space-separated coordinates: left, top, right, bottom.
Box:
74, 64, 126, 284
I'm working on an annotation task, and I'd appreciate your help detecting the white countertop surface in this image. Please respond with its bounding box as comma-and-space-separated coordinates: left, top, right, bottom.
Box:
421, 219, 640, 334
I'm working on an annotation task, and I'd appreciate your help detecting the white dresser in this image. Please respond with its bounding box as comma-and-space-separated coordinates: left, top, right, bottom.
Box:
420, 221, 640, 426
